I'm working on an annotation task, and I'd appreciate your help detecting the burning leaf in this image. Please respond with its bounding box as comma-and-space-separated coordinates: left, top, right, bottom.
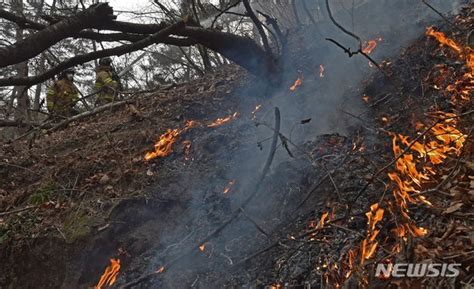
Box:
94, 258, 121, 289
290, 76, 303, 91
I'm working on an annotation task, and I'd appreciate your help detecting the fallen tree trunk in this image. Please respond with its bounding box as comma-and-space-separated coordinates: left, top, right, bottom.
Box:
47, 99, 135, 132
0, 3, 115, 68
0, 3, 279, 87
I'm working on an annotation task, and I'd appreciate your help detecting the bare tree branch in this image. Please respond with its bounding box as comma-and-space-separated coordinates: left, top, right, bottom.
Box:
0, 22, 185, 87
242, 0, 272, 56
0, 3, 116, 68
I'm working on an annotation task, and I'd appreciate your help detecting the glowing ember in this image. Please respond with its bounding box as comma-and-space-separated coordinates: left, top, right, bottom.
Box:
223, 179, 236, 194
156, 266, 165, 274
362, 40, 378, 54
207, 112, 239, 128
319, 64, 325, 78
426, 26, 462, 54
290, 76, 303, 91
94, 259, 121, 289
381, 116, 388, 122
251, 104, 262, 120
199, 244, 206, 252
362, 95, 370, 103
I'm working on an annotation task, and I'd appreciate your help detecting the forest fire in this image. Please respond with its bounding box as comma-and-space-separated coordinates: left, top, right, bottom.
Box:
94, 259, 121, 289
329, 24, 472, 286
290, 76, 303, 91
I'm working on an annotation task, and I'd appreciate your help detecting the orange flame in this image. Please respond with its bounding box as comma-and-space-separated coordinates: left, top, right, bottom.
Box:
319, 64, 325, 78
318, 212, 329, 229
207, 112, 239, 128
95, 259, 121, 289
199, 244, 206, 252
426, 27, 462, 54
290, 76, 303, 91
145, 129, 180, 161
156, 266, 165, 274
223, 180, 236, 194
362, 95, 370, 103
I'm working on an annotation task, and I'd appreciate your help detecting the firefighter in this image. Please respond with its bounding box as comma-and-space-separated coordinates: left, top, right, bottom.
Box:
95, 57, 121, 106
46, 68, 79, 118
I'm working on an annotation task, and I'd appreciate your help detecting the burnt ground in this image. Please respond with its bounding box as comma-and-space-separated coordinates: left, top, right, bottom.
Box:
1, 4, 473, 289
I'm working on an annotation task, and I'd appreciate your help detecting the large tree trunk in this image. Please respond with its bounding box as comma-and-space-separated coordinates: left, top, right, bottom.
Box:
11, 0, 30, 123
180, 27, 278, 80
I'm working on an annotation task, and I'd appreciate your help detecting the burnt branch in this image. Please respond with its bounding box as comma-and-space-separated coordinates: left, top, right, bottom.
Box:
0, 8, 46, 30
326, 38, 385, 75
325, 0, 361, 49
242, 0, 272, 56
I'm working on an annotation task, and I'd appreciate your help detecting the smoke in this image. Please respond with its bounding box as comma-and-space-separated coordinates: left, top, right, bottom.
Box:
123, 0, 467, 287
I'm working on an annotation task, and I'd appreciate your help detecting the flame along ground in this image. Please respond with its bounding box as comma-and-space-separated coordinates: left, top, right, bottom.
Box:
313, 27, 471, 285
94, 258, 121, 289
144, 112, 239, 161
